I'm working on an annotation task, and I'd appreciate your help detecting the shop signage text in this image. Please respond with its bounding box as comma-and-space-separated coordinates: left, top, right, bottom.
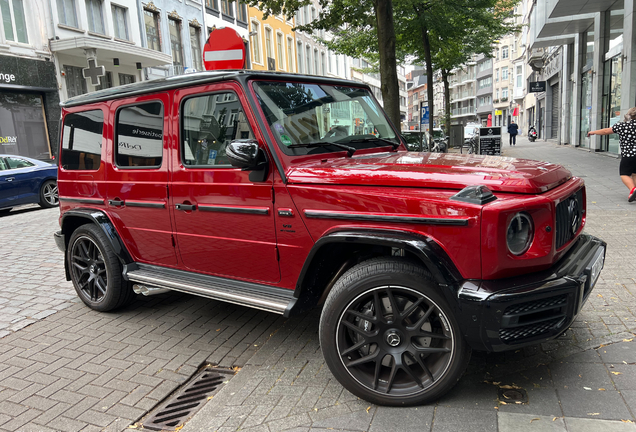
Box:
529, 81, 547, 93
0, 73, 16, 83
1, 136, 17, 145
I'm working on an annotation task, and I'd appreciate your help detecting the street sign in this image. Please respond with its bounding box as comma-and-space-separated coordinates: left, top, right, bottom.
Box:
529, 81, 546, 93
203, 27, 246, 70
479, 127, 502, 155
420, 106, 429, 124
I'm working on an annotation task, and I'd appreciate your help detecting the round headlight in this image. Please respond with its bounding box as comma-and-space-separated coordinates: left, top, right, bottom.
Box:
506, 212, 534, 255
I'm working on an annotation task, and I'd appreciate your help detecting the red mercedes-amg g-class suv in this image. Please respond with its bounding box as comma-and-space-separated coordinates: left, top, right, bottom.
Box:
54, 71, 605, 406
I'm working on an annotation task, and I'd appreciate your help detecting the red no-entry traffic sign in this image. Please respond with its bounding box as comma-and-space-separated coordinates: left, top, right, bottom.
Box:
203, 27, 246, 70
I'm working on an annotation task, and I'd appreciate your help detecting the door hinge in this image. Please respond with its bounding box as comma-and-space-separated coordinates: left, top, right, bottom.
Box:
171, 235, 176, 247
166, 185, 170, 199
271, 187, 275, 204
275, 246, 280, 261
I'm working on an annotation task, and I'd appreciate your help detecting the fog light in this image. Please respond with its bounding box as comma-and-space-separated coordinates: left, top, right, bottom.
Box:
507, 212, 533, 255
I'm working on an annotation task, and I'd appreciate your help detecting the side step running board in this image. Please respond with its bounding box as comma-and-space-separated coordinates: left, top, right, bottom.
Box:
124, 263, 296, 315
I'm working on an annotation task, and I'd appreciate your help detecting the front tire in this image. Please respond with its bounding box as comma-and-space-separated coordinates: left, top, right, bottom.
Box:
67, 224, 135, 311
39, 180, 58, 208
319, 257, 470, 406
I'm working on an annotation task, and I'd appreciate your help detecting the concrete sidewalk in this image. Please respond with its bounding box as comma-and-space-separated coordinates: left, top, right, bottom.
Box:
182, 137, 636, 432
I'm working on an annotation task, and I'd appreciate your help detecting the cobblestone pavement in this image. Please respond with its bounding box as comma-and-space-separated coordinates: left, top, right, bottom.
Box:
183, 138, 636, 432
0, 138, 634, 432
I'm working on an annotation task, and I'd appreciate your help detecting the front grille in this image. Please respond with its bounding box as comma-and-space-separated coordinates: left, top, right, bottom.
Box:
555, 188, 584, 249
499, 294, 569, 344
499, 317, 565, 343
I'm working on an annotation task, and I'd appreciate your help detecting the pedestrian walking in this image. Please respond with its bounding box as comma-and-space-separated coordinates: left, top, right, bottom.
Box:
588, 107, 636, 202
508, 121, 519, 145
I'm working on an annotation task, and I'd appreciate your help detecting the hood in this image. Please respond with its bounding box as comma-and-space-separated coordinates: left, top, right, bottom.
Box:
286, 152, 572, 194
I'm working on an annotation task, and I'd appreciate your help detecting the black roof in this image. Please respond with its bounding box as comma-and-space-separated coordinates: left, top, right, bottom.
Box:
60, 70, 371, 108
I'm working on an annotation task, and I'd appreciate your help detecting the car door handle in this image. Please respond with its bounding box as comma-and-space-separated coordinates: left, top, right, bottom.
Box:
5, 177, 14, 182
108, 200, 125, 207
175, 204, 197, 211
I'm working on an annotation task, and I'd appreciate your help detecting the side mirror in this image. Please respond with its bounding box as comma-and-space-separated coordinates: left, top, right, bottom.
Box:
226, 140, 269, 181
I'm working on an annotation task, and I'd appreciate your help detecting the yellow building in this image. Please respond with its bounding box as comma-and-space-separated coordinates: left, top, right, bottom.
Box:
247, 8, 297, 73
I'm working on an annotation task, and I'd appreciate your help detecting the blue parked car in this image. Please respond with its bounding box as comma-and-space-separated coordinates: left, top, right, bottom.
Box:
0, 155, 58, 214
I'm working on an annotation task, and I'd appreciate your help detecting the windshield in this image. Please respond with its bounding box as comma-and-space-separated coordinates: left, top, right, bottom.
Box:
253, 81, 399, 155
432, 129, 444, 139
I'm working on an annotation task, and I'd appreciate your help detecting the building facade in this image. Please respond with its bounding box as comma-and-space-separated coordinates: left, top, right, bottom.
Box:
449, 61, 477, 125
248, 7, 295, 72
527, 0, 635, 155
475, 54, 493, 126
0, 0, 60, 159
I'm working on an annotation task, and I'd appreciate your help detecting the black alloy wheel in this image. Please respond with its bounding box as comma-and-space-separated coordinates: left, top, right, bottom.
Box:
320, 258, 470, 406
39, 180, 59, 208
67, 224, 134, 311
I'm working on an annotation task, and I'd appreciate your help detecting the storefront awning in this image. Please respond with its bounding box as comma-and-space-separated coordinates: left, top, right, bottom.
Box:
50, 37, 173, 69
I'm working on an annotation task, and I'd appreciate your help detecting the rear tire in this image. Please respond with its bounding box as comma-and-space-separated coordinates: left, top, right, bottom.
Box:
319, 257, 470, 406
39, 180, 58, 208
67, 224, 135, 311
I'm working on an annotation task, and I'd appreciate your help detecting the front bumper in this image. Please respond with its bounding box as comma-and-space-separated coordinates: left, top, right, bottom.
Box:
457, 233, 606, 352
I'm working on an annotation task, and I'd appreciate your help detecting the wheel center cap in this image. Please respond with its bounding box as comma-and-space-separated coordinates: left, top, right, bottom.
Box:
89, 264, 97, 274
386, 331, 401, 347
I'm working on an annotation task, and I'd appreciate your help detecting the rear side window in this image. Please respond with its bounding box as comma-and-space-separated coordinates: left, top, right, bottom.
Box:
61, 110, 104, 170
6, 157, 35, 169
115, 102, 164, 168
181, 92, 255, 167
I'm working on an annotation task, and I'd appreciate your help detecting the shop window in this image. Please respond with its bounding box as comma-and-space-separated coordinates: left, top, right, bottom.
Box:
1, 0, 28, 43
181, 92, 254, 167
144, 9, 161, 51
57, 0, 78, 28
61, 110, 103, 171
115, 102, 163, 168
64, 65, 87, 98
85, 0, 105, 34
111, 4, 129, 40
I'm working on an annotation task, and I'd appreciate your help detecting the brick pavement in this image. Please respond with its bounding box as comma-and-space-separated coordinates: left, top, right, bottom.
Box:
0, 138, 634, 431
182, 138, 636, 432
0, 206, 287, 431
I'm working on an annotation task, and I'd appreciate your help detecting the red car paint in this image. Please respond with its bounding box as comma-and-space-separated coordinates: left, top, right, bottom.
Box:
57, 74, 583, 290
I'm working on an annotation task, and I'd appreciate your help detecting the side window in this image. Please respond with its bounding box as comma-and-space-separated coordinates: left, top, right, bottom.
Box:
0, 159, 7, 171
61, 110, 103, 170
6, 157, 34, 169
115, 102, 164, 168
181, 92, 255, 167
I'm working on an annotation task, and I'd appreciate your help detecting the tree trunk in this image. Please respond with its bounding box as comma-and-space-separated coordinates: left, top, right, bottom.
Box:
442, 68, 451, 137
419, 22, 434, 136
373, 0, 401, 129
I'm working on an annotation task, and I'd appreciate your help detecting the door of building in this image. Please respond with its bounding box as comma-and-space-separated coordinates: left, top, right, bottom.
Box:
551, 83, 559, 139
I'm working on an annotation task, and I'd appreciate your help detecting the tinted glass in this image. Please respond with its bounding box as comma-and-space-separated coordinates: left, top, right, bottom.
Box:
181, 92, 255, 167
115, 102, 163, 168
61, 110, 103, 170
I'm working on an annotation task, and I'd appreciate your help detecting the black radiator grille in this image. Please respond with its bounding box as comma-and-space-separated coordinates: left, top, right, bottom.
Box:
555, 188, 583, 250
499, 294, 569, 344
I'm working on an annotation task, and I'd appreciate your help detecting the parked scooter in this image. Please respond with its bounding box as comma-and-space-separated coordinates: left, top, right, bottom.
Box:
528, 126, 538, 142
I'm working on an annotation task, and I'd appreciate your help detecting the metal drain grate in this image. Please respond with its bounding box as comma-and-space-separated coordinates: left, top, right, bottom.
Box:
142, 367, 234, 431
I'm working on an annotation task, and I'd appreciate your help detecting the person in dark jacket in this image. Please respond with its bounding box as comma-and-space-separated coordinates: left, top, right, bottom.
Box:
507, 121, 519, 145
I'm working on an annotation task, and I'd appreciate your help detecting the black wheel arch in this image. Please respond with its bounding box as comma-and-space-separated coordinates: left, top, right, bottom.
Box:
289, 229, 464, 316
59, 208, 133, 280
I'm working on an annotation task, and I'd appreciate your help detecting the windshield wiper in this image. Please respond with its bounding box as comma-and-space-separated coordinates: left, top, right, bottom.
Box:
288, 142, 356, 157
345, 137, 401, 151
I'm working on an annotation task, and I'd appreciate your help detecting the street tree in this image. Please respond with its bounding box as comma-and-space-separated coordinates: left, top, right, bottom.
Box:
247, 0, 402, 129
401, 0, 519, 136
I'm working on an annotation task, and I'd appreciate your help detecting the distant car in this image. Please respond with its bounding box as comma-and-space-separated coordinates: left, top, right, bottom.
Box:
401, 131, 428, 151
464, 124, 481, 143
0, 155, 58, 214
429, 128, 448, 152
